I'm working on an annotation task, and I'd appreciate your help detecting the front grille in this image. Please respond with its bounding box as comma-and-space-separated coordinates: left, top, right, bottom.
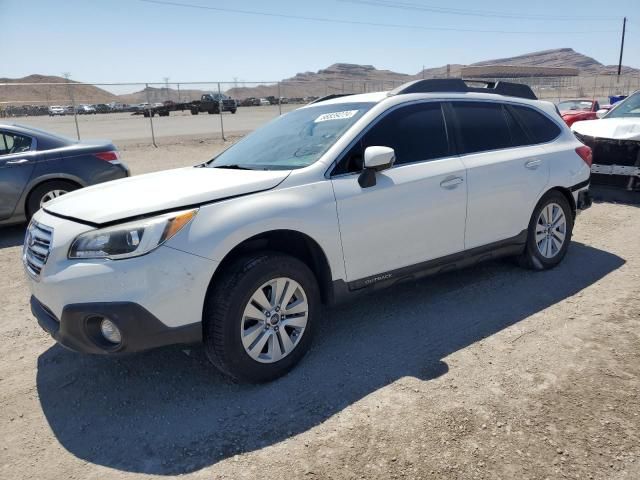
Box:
23, 221, 53, 277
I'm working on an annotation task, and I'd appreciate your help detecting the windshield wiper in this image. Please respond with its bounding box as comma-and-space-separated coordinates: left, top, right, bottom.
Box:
212, 164, 254, 170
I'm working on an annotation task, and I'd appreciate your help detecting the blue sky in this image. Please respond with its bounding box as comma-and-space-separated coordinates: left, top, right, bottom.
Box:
2, 0, 637, 90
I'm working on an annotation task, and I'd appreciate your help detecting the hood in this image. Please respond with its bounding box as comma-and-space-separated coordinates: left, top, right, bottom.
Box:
572, 117, 640, 141
44, 166, 290, 225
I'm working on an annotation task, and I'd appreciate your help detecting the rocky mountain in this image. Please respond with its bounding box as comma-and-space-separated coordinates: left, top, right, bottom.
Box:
229, 48, 637, 100
227, 63, 413, 100
3, 49, 637, 105
0, 74, 117, 105
469, 48, 637, 75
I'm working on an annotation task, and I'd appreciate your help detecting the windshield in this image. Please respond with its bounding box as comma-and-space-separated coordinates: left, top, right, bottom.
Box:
558, 100, 593, 111
208, 102, 374, 170
605, 92, 640, 119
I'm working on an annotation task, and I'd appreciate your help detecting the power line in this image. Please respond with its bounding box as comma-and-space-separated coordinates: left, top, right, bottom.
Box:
339, 0, 622, 22
136, 0, 619, 34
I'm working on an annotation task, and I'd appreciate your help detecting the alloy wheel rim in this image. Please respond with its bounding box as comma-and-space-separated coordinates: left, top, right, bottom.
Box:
40, 189, 68, 207
535, 202, 567, 259
240, 277, 308, 363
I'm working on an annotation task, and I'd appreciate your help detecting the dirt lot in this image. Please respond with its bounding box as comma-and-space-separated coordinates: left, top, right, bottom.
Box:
0, 142, 639, 479
14, 105, 298, 145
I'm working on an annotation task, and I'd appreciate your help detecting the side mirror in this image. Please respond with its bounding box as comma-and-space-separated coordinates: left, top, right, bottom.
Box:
596, 109, 607, 119
358, 146, 395, 188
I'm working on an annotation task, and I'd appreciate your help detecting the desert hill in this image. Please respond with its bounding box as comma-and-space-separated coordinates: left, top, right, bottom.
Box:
3, 48, 637, 105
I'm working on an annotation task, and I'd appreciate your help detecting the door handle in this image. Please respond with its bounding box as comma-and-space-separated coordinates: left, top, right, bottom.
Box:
525, 159, 542, 170
6, 159, 29, 165
440, 176, 464, 189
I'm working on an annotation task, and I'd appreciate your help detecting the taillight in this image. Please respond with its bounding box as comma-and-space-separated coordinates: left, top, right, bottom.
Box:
575, 146, 592, 167
94, 151, 120, 162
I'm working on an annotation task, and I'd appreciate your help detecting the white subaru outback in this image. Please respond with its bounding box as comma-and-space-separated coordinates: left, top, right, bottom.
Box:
24, 79, 592, 382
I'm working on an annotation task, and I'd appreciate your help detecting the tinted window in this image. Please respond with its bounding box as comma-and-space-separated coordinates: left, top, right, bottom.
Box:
334, 102, 449, 174
511, 105, 561, 143
504, 107, 530, 147
0, 133, 31, 156
451, 102, 512, 154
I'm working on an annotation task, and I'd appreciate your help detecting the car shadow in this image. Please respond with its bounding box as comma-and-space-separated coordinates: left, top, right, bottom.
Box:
0, 224, 25, 249
590, 185, 640, 207
36, 242, 624, 475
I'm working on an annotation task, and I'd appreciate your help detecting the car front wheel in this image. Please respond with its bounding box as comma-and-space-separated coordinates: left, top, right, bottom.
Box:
203, 252, 318, 383
518, 190, 574, 270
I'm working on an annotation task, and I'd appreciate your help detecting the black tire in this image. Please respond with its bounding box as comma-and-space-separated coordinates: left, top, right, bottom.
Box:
518, 190, 574, 270
203, 252, 319, 383
231, 109, 237, 114
191, 109, 199, 115
27, 180, 80, 219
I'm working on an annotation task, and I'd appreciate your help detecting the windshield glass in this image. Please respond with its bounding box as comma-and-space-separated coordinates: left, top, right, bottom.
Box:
558, 100, 593, 111
208, 102, 374, 170
605, 92, 640, 119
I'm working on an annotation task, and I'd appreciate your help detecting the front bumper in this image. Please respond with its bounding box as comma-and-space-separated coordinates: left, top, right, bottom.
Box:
31, 296, 201, 354
24, 210, 219, 353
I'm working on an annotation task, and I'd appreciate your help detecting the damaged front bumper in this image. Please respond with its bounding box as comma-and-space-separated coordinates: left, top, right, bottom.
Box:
575, 133, 640, 191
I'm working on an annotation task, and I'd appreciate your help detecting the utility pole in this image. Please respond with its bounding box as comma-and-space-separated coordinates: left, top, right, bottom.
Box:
63, 72, 81, 140
617, 16, 626, 77
163, 77, 170, 101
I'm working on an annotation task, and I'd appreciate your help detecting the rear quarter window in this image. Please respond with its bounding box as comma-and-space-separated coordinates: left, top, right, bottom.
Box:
510, 105, 561, 144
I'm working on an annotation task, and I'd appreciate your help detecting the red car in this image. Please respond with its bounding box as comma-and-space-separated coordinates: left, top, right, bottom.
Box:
558, 99, 600, 127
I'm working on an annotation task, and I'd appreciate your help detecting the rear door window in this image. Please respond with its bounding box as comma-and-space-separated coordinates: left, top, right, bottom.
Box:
451, 102, 512, 154
510, 105, 561, 144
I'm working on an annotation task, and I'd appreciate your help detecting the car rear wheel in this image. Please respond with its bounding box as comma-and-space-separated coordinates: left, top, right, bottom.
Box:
27, 180, 80, 219
203, 252, 319, 383
518, 190, 573, 270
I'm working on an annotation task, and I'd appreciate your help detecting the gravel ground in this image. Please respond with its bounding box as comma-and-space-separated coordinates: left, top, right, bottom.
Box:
1, 142, 639, 479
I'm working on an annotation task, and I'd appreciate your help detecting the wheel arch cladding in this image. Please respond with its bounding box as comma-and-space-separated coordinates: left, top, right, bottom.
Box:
209, 229, 334, 304
537, 186, 576, 220
548, 186, 577, 219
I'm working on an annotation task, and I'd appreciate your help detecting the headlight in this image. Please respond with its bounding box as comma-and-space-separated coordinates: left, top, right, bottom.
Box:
68, 209, 197, 260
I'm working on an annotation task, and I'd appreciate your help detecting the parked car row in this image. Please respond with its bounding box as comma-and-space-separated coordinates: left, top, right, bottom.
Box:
47, 104, 100, 116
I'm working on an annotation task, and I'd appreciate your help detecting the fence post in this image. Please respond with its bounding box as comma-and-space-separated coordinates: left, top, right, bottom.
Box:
66, 80, 81, 141
145, 83, 157, 148
177, 83, 181, 103
277, 82, 282, 116
217, 82, 226, 141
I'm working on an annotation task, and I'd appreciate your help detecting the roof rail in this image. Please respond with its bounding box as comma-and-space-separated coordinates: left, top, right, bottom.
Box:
308, 93, 356, 104
388, 79, 537, 100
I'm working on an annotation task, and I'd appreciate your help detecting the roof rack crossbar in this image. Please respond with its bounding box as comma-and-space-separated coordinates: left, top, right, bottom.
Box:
308, 93, 356, 104
388, 79, 537, 100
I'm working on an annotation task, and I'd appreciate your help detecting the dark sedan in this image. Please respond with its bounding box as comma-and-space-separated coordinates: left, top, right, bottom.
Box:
0, 124, 129, 226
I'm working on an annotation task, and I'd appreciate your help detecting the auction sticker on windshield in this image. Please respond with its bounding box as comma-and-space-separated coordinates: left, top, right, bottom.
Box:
314, 110, 359, 123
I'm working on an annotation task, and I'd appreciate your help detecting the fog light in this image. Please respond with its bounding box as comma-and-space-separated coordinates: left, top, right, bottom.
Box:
100, 319, 122, 344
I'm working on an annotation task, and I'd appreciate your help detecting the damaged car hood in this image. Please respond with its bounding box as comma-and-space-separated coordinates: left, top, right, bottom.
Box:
572, 118, 640, 141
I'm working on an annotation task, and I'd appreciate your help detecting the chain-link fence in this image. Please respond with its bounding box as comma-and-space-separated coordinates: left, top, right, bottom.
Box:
2, 74, 639, 146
